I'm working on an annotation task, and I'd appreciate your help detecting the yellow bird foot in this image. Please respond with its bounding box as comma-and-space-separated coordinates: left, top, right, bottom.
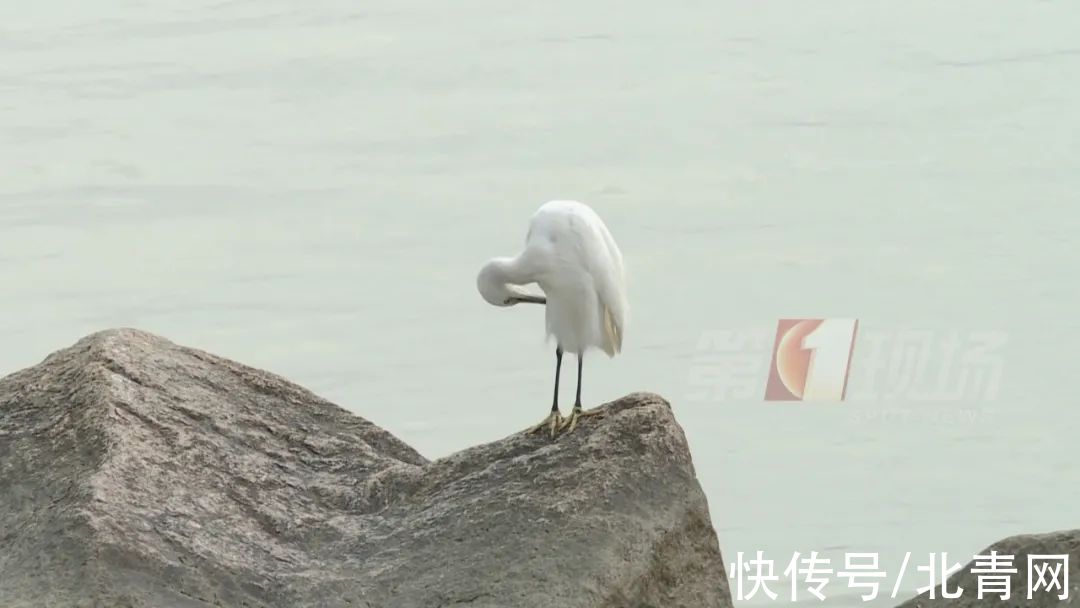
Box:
528, 410, 564, 438
560, 406, 600, 434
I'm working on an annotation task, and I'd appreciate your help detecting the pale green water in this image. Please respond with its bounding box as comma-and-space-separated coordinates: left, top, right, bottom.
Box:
2, 2, 1078, 605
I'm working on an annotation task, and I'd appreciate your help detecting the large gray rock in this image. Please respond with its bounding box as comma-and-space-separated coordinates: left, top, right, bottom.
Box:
897, 529, 1079, 608
0, 328, 731, 608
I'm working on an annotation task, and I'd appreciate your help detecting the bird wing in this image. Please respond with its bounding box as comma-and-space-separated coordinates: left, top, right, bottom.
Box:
580, 210, 627, 356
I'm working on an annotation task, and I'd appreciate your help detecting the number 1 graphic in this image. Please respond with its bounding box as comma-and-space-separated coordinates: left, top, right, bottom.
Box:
801, 319, 858, 400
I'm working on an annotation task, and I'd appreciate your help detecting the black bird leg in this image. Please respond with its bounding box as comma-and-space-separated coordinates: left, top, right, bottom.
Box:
574, 352, 583, 410
562, 352, 598, 433
529, 347, 565, 437
553, 346, 563, 412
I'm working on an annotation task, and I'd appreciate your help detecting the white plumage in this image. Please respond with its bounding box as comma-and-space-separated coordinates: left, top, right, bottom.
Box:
477, 200, 627, 436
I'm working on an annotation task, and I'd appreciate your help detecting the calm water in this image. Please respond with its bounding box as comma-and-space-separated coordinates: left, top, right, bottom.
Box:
2, 2, 1078, 605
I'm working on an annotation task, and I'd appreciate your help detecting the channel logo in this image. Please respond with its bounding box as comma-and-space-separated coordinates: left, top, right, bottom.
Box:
765, 319, 859, 401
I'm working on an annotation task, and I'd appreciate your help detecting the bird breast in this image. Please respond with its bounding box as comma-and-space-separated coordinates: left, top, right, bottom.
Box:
538, 265, 602, 355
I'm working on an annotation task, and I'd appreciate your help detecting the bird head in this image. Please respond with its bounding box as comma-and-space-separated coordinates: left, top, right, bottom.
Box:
477, 259, 546, 306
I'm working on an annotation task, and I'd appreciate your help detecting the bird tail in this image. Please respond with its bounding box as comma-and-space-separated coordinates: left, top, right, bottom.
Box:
602, 306, 622, 357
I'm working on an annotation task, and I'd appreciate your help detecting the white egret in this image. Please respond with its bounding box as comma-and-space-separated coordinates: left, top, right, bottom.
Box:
477, 200, 627, 437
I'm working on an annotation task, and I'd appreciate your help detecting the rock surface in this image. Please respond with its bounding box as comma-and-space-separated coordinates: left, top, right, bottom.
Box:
0, 329, 731, 608
896, 529, 1079, 608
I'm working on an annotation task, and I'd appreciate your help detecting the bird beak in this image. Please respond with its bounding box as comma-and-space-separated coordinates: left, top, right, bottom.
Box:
511, 294, 547, 305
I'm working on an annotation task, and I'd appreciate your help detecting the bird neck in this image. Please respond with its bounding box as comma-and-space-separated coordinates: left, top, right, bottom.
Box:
478, 255, 537, 305
494, 256, 531, 284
